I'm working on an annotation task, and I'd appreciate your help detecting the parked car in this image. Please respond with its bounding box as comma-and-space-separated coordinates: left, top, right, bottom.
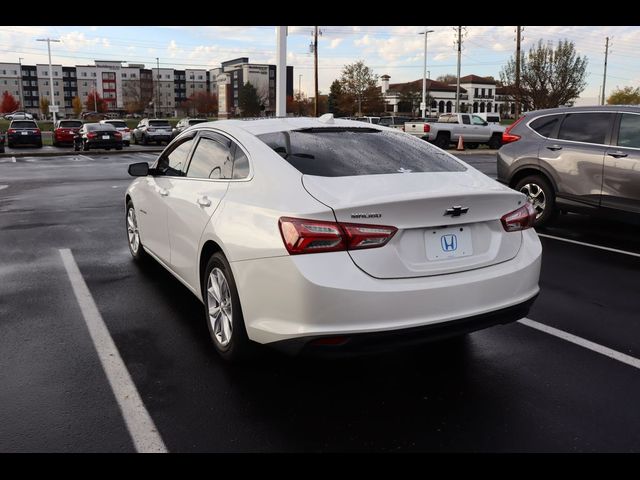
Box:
6, 119, 42, 148
477, 112, 501, 125
73, 123, 123, 151
405, 113, 504, 149
4, 111, 33, 121
100, 119, 132, 146
53, 119, 83, 147
0, 130, 4, 153
124, 115, 541, 361
378, 116, 413, 131
132, 118, 172, 145
171, 118, 209, 139
352, 116, 381, 124
498, 105, 640, 227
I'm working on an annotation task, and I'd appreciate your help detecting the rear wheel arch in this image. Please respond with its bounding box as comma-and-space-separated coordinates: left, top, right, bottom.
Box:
199, 240, 224, 299
509, 167, 558, 194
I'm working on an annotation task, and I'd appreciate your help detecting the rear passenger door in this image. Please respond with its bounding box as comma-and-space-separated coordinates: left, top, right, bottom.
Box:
601, 112, 640, 213
538, 112, 615, 207
165, 131, 234, 290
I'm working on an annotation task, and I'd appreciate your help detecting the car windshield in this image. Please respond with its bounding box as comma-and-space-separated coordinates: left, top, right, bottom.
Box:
257, 128, 466, 177
60, 121, 83, 128
86, 123, 115, 131
11, 121, 37, 129
107, 121, 127, 128
150, 120, 169, 126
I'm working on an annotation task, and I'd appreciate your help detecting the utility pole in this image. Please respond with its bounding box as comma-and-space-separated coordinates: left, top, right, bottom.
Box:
276, 26, 287, 117
515, 26, 522, 117
420, 29, 435, 118
313, 26, 319, 117
456, 26, 462, 113
37, 38, 60, 123
298, 74, 302, 98
93, 79, 97, 112
155, 57, 160, 117
602, 37, 609, 105
18, 57, 24, 113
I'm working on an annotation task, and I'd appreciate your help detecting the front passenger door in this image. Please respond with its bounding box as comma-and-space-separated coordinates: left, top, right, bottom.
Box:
165, 132, 234, 289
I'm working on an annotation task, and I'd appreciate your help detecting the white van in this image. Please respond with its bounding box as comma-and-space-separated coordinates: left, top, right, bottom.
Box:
477, 112, 501, 125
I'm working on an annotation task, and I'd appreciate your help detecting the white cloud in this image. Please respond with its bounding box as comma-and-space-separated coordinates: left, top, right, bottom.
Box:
329, 38, 343, 49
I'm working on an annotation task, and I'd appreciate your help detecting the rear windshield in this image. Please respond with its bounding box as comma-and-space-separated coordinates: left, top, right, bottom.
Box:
189, 119, 208, 125
150, 120, 170, 126
60, 120, 83, 128
86, 123, 115, 131
106, 121, 127, 128
11, 121, 37, 129
257, 128, 466, 177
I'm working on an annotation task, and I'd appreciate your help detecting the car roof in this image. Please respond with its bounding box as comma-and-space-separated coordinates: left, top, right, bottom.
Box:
524, 104, 640, 117
193, 116, 389, 136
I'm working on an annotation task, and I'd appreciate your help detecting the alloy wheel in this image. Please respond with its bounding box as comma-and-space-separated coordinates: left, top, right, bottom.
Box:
519, 183, 546, 219
127, 207, 140, 254
207, 268, 233, 347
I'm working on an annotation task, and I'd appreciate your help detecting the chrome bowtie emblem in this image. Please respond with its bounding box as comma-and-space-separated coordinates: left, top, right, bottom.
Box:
444, 205, 469, 217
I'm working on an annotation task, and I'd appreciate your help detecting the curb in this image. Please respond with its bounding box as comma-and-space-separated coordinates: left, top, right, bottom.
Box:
0, 148, 163, 158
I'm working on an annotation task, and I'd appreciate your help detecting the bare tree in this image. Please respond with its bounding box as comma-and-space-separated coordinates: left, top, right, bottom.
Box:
436, 74, 457, 85
501, 39, 588, 110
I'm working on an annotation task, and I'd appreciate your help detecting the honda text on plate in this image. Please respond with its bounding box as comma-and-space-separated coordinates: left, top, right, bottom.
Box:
125, 115, 542, 361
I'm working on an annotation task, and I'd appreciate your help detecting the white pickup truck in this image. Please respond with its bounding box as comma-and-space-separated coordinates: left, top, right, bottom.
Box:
404, 113, 505, 149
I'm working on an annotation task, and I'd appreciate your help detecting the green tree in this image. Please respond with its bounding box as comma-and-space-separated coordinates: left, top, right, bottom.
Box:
607, 86, 640, 105
1, 91, 20, 113
436, 74, 457, 84
72, 96, 83, 117
327, 80, 345, 116
339, 60, 379, 116
500, 39, 588, 110
238, 82, 261, 117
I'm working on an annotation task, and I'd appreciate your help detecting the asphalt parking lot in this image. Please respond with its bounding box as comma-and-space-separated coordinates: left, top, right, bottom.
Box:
1, 151, 639, 452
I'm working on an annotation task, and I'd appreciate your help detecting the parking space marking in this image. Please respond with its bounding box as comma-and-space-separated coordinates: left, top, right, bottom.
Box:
0, 185, 7, 190
59, 248, 168, 453
519, 318, 640, 371
537, 233, 640, 258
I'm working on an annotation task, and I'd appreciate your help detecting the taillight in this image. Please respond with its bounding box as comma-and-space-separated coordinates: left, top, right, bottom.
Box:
124, 128, 130, 133
7, 129, 15, 134
502, 116, 525, 144
87, 132, 97, 138
278, 217, 397, 255
114, 132, 122, 138
500, 203, 536, 232
35, 128, 41, 134
423, 123, 430, 133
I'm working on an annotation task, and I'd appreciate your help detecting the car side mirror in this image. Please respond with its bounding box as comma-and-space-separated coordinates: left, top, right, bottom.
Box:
483, 121, 488, 126
128, 162, 149, 177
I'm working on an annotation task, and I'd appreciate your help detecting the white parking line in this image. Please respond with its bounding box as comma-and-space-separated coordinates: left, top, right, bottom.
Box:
59, 248, 168, 453
0, 185, 8, 190
537, 233, 640, 259
518, 318, 640, 371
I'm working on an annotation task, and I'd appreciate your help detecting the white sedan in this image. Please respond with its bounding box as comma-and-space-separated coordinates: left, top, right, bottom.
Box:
125, 115, 541, 361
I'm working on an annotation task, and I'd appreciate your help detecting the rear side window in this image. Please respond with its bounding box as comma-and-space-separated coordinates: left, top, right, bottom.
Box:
232, 145, 250, 179
617, 113, 640, 149
187, 136, 233, 179
257, 128, 466, 177
462, 116, 470, 125
107, 121, 127, 128
557, 113, 614, 145
11, 121, 36, 128
529, 114, 562, 137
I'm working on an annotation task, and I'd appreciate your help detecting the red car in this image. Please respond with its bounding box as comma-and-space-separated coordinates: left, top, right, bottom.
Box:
53, 119, 83, 147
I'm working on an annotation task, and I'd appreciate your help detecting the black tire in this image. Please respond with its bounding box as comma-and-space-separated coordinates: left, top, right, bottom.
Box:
513, 175, 557, 228
116, 146, 123, 151
466, 142, 479, 149
105, 147, 111, 151
202, 252, 253, 362
133, 133, 138, 145
82, 141, 90, 151
434, 132, 450, 149
53, 141, 59, 147
74, 143, 80, 152
142, 134, 148, 146
0, 146, 4, 154
125, 141, 130, 147
488, 133, 502, 150
7, 141, 12, 149
36, 141, 43, 148
126, 200, 148, 262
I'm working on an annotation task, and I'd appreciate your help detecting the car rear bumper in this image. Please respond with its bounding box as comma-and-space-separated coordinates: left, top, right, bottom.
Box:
84, 140, 123, 149
231, 229, 542, 351
8, 134, 41, 145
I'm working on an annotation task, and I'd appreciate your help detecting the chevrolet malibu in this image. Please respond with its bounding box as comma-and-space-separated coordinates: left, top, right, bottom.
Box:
125, 115, 542, 361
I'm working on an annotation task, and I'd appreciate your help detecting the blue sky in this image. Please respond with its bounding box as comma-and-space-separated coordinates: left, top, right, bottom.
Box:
1, 26, 638, 104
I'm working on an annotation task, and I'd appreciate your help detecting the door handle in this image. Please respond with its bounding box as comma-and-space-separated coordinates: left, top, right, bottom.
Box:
158, 188, 169, 197
197, 195, 212, 207
546, 145, 563, 151
607, 151, 628, 158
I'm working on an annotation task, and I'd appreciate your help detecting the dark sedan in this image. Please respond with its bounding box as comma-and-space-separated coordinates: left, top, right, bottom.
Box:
6, 120, 42, 148
74, 123, 123, 151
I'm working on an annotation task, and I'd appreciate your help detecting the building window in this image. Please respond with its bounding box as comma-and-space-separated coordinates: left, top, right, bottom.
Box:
269, 70, 274, 78
42, 70, 48, 75
54, 91, 59, 96
63, 71, 69, 77
83, 92, 87, 97
54, 81, 59, 86
44, 81, 49, 86
234, 71, 238, 78
1, 70, 5, 75
14, 80, 18, 85
81, 72, 87, 77
122, 73, 127, 78
474, 88, 478, 97
54, 71, 59, 76
91, 72, 96, 77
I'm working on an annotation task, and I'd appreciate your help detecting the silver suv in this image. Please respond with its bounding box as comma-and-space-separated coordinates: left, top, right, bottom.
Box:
497, 105, 640, 226
131, 118, 172, 145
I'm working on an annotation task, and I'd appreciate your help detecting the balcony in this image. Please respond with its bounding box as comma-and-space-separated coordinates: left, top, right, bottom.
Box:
473, 95, 494, 99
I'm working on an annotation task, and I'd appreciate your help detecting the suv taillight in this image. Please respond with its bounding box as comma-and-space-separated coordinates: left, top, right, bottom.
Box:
502, 115, 525, 144
7, 129, 15, 134
423, 124, 430, 132
278, 217, 397, 255
124, 128, 130, 132
34, 128, 41, 134
501, 203, 536, 232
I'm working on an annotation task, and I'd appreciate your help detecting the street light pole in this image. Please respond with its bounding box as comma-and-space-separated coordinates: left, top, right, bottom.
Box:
18, 57, 24, 113
419, 29, 434, 118
298, 74, 302, 98
37, 38, 60, 123
94, 78, 98, 112
155, 57, 160, 118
